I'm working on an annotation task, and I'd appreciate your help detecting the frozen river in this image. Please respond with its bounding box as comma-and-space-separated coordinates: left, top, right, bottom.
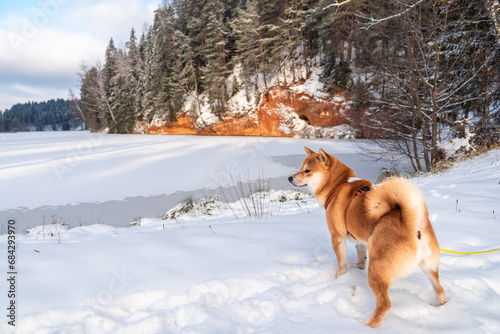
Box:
0, 132, 407, 231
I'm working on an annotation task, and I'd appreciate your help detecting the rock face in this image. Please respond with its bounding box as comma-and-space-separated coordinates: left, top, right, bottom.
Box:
147, 115, 197, 135
147, 114, 263, 136
258, 87, 349, 136
144, 86, 350, 137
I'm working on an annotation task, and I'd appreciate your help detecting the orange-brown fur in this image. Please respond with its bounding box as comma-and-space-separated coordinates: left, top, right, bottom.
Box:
289, 147, 446, 327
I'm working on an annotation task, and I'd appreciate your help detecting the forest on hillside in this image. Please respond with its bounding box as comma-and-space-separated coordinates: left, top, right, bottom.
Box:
0, 99, 85, 132
78, 0, 500, 171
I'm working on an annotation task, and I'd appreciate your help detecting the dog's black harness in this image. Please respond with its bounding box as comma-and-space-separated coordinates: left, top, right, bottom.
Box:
354, 186, 371, 196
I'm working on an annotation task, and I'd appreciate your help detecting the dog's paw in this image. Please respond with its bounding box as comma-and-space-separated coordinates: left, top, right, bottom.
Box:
432, 298, 447, 307
364, 316, 383, 328
431, 292, 447, 306
335, 268, 348, 278
354, 263, 365, 270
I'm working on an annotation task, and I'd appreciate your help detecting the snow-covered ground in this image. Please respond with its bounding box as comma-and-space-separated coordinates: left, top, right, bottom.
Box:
1, 132, 500, 333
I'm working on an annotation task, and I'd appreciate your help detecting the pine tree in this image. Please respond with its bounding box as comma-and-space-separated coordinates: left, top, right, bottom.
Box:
141, 27, 157, 122
174, 0, 207, 92
103, 39, 116, 90
110, 49, 136, 133
126, 27, 146, 121
102, 38, 118, 127
150, 4, 178, 122
202, 0, 232, 116
173, 30, 202, 115
232, 0, 272, 93
260, 0, 287, 83
282, 0, 309, 83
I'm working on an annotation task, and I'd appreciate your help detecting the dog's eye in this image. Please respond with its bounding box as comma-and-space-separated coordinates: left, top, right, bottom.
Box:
305, 169, 311, 174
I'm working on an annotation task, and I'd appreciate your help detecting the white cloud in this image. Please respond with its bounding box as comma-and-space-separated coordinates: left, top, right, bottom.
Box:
61, 0, 158, 43
0, 0, 158, 111
0, 27, 106, 77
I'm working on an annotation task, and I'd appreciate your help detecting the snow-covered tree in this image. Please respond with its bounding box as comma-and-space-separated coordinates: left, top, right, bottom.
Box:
232, 0, 274, 93
201, 0, 232, 116
126, 28, 146, 120
354, 0, 500, 171
79, 63, 107, 132
173, 30, 202, 115
110, 49, 136, 133
74, 0, 500, 153
143, 3, 178, 122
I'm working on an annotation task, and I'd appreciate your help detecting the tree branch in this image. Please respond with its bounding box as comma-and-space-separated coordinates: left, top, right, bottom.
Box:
359, 0, 425, 30
324, 0, 355, 10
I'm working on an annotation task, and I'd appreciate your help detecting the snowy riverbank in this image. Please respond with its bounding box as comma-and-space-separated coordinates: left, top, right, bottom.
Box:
1, 132, 500, 333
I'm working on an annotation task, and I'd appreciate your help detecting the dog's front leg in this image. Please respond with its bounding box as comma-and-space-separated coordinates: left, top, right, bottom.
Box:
331, 236, 348, 278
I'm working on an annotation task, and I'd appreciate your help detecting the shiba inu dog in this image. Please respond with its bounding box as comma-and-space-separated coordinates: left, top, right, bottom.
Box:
289, 147, 447, 327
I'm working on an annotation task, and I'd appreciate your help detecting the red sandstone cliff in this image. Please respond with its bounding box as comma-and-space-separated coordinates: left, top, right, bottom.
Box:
141, 86, 355, 138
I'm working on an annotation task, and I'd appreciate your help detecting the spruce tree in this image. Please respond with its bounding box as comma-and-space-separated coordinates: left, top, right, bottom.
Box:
151, 4, 178, 122
110, 49, 136, 133
102, 38, 118, 127
174, 0, 206, 92
126, 27, 146, 121
232, 0, 275, 93
282, 0, 309, 83
141, 27, 157, 122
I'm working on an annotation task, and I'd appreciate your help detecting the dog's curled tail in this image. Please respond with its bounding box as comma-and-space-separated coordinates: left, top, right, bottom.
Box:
364, 177, 426, 228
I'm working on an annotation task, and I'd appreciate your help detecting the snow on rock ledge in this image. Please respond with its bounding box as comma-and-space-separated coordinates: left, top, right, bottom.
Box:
144, 86, 356, 138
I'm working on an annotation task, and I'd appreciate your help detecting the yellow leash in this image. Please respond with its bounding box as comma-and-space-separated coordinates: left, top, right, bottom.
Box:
440, 248, 500, 255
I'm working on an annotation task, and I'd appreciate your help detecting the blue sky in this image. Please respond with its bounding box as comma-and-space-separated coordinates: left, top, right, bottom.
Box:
0, 0, 160, 111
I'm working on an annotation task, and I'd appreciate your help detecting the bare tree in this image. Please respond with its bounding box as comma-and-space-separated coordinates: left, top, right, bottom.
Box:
354, 0, 498, 172
78, 61, 115, 132
67, 89, 85, 128
485, 0, 500, 44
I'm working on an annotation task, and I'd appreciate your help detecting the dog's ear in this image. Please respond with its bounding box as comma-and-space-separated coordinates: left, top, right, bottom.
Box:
304, 146, 315, 155
318, 148, 330, 167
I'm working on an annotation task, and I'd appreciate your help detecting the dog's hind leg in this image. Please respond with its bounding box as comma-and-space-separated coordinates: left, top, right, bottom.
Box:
365, 265, 391, 328
420, 251, 447, 306
355, 243, 367, 270
422, 267, 447, 306
419, 228, 447, 306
